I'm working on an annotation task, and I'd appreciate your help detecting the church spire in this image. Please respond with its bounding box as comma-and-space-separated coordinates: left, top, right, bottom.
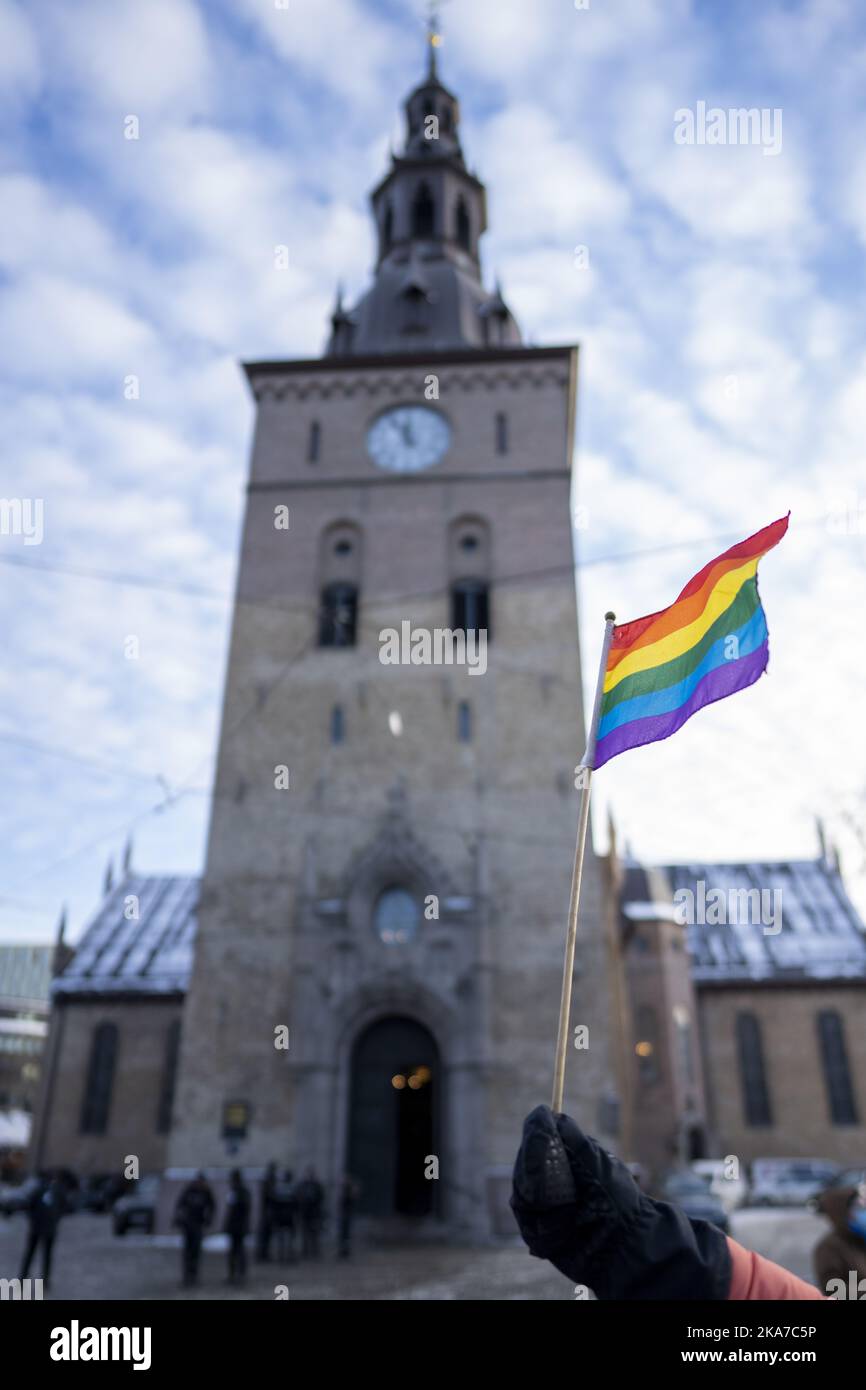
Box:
324, 16, 521, 357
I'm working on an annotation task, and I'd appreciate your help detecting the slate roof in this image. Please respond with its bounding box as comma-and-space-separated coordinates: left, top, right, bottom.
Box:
54, 876, 198, 998
623, 858, 866, 986
57, 856, 866, 1000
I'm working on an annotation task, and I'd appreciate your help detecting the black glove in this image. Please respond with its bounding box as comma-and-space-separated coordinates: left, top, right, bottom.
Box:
511, 1104, 731, 1300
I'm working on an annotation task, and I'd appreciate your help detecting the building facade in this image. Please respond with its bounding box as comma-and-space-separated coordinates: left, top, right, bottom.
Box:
164, 42, 619, 1237
0, 944, 55, 1116
29, 876, 194, 1178
617, 852, 866, 1183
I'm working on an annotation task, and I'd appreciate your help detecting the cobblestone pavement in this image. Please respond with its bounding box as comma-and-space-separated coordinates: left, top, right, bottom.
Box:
0, 1207, 824, 1301
729, 1208, 824, 1287
0, 1213, 572, 1301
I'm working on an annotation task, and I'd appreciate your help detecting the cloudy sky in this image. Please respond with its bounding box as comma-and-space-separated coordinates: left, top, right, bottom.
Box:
2, 0, 865, 946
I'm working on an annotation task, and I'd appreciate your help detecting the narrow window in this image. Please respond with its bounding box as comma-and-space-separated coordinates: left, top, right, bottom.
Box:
495, 411, 508, 455
156, 1018, 181, 1134
411, 182, 435, 238
736, 1012, 772, 1126
319, 582, 358, 648
383, 203, 394, 253
308, 420, 321, 463
457, 701, 471, 742
451, 579, 490, 640
455, 197, 470, 251
817, 1010, 858, 1124
674, 1009, 695, 1086
331, 705, 345, 744
80, 1022, 118, 1135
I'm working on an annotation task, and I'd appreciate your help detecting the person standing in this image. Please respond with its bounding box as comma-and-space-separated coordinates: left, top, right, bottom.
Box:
256, 1161, 278, 1262
337, 1174, 359, 1259
174, 1170, 215, 1288
297, 1166, 324, 1259
224, 1169, 251, 1286
274, 1168, 298, 1261
813, 1185, 866, 1296
19, 1172, 66, 1290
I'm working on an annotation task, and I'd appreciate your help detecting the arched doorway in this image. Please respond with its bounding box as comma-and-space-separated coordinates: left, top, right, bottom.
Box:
347, 1017, 440, 1218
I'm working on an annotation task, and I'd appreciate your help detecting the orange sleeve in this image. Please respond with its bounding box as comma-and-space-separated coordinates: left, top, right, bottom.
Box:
726, 1237, 825, 1301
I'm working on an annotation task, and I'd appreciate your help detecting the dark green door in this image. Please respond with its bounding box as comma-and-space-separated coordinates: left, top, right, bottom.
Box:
348, 1017, 439, 1217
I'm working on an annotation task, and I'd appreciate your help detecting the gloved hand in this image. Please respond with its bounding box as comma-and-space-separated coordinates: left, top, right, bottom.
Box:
511, 1104, 731, 1300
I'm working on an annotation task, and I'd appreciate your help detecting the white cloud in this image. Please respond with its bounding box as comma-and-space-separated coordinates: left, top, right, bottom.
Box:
49, 0, 211, 115
0, 274, 157, 379
479, 103, 629, 244
0, 0, 41, 102
616, 82, 813, 242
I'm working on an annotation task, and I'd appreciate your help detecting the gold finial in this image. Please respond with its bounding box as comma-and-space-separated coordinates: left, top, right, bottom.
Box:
426, 0, 444, 74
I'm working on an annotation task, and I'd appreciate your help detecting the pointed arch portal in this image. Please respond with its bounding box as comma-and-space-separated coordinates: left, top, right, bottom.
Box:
347, 1016, 440, 1218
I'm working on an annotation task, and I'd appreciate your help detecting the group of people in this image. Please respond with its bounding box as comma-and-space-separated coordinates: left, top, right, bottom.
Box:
20, 1120, 865, 1300
255, 1164, 327, 1265
174, 1164, 351, 1288
16, 1163, 357, 1293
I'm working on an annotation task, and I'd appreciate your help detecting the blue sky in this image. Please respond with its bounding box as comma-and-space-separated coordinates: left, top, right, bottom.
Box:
2, 0, 866, 945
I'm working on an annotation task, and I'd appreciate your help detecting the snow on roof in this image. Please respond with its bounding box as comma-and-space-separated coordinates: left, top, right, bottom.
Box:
657, 859, 866, 985
54, 876, 198, 998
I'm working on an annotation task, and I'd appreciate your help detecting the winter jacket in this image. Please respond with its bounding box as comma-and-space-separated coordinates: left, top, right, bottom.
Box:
27, 1178, 65, 1236
813, 1185, 866, 1298
174, 1181, 215, 1234
224, 1185, 251, 1237
512, 1106, 823, 1301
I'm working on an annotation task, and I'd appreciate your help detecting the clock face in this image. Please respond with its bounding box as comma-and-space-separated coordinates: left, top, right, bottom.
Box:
366, 405, 451, 473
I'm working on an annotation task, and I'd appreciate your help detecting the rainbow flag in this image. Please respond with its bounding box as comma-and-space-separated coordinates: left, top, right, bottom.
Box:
593, 515, 789, 770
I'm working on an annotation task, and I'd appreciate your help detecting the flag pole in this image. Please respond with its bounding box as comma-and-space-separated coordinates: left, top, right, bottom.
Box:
551, 611, 617, 1114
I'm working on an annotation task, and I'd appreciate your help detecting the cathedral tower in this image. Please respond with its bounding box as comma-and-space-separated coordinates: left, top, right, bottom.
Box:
167, 32, 618, 1238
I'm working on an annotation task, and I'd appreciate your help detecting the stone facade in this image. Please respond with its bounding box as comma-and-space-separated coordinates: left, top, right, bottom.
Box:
618, 874, 708, 1183
698, 984, 866, 1167
618, 854, 866, 1183
166, 42, 620, 1238
167, 346, 619, 1237
30, 996, 183, 1176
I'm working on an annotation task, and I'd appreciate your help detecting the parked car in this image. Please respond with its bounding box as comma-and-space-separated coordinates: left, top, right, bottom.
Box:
660, 1172, 730, 1233
112, 1176, 160, 1235
750, 1159, 840, 1207
80, 1174, 125, 1213
690, 1159, 749, 1215
825, 1166, 866, 1192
